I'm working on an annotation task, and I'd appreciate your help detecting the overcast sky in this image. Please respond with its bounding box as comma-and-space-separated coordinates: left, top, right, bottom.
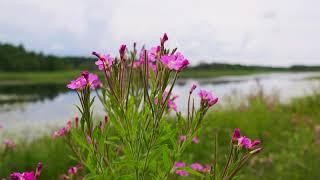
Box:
0, 0, 319, 66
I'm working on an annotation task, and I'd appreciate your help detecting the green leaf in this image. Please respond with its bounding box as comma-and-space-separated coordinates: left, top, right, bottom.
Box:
162, 145, 172, 172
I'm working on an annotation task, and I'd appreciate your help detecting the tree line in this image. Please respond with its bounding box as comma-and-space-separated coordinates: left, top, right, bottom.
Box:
0, 42, 319, 72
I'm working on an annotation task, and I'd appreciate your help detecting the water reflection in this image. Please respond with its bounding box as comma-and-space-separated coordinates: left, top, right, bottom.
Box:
0, 72, 319, 135
0, 83, 67, 106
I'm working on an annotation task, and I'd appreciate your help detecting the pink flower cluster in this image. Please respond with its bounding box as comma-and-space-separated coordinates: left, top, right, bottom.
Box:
52, 120, 72, 139
67, 71, 101, 90
160, 52, 189, 72
232, 128, 261, 149
68, 166, 78, 175
97, 33, 189, 73
10, 162, 42, 180
10, 172, 34, 180
198, 90, 219, 108
92, 51, 113, 71
174, 161, 211, 176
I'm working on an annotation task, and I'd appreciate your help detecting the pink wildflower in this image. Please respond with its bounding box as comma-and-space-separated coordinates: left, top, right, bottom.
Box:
3, 138, 15, 149
190, 163, 203, 171
249, 140, 261, 149
232, 128, 261, 150
87, 73, 101, 89
67, 72, 101, 90
179, 135, 187, 142
52, 120, 72, 139
10, 172, 34, 180
175, 170, 189, 176
174, 162, 186, 169
237, 136, 252, 148
67, 76, 87, 90
160, 33, 168, 47
92, 52, 113, 71
192, 136, 199, 144
160, 52, 189, 71
198, 90, 218, 107
68, 166, 78, 175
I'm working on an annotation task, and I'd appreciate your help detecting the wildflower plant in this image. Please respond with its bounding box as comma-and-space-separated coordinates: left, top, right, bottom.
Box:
56, 33, 262, 179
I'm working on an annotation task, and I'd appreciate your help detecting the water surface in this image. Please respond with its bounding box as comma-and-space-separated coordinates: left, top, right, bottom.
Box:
0, 72, 319, 137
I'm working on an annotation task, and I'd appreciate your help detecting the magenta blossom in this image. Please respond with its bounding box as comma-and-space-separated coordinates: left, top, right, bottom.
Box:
175, 170, 189, 176
198, 90, 218, 107
232, 128, 241, 142
68, 166, 78, 175
3, 138, 16, 149
179, 135, 187, 142
174, 162, 186, 169
10, 172, 34, 180
147, 46, 161, 62
160, 52, 189, 71
52, 120, 72, 139
67, 72, 101, 90
237, 137, 261, 149
119, 44, 127, 60
192, 136, 199, 144
249, 140, 261, 149
92, 52, 113, 71
190, 163, 203, 171
238, 137, 252, 148
232, 128, 261, 149
67, 76, 87, 90
160, 33, 168, 47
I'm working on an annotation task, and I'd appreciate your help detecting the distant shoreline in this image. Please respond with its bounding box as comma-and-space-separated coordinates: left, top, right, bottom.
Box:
0, 69, 319, 85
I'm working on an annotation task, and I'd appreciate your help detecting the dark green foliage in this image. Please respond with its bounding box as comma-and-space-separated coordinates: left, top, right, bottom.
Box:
0, 43, 96, 72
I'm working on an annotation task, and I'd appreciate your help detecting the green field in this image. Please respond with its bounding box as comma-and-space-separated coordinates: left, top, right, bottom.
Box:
0, 71, 83, 85
0, 69, 274, 85
1, 92, 319, 179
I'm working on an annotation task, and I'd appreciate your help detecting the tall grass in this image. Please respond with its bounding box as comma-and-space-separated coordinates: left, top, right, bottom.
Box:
1, 92, 320, 179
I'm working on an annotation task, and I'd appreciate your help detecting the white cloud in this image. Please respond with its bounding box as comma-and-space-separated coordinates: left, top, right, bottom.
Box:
0, 0, 319, 66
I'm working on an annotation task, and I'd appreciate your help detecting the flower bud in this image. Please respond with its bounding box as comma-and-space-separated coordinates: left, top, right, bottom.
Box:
232, 128, 241, 143
119, 44, 127, 60
74, 116, 79, 128
189, 84, 197, 94
160, 33, 168, 47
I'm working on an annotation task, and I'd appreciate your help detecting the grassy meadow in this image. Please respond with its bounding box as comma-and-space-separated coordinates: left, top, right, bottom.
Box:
1, 91, 319, 179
